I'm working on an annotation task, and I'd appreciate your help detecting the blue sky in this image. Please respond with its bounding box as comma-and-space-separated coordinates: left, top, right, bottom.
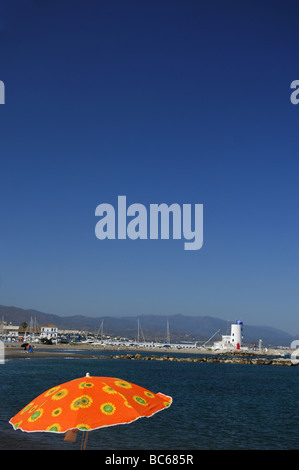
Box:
0, 0, 298, 334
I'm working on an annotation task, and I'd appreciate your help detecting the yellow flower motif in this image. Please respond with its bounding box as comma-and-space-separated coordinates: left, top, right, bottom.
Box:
51, 388, 69, 401
144, 391, 155, 398
52, 407, 63, 417
114, 380, 132, 389
13, 421, 23, 429
70, 398, 81, 411
70, 395, 93, 411
163, 401, 171, 407
79, 395, 93, 408
45, 386, 60, 397
118, 392, 132, 408
100, 402, 116, 415
20, 402, 34, 415
79, 381, 94, 389
103, 385, 117, 394
28, 408, 43, 422
76, 424, 91, 430
46, 423, 62, 432
124, 400, 132, 408
133, 395, 148, 406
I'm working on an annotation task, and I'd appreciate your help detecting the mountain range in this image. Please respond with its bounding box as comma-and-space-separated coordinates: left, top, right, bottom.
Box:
0, 304, 296, 347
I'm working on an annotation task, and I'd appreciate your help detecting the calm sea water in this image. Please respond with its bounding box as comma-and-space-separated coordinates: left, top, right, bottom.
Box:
0, 353, 299, 450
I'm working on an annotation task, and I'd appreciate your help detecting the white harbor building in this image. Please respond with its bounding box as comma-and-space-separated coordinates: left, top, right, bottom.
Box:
40, 324, 58, 342
213, 320, 244, 351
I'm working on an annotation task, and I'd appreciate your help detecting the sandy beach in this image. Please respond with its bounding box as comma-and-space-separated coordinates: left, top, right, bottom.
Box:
3, 342, 108, 359
3, 342, 211, 359
3, 342, 291, 361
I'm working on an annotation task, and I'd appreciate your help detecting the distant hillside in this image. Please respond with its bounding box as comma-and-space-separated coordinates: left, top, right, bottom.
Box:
0, 305, 294, 347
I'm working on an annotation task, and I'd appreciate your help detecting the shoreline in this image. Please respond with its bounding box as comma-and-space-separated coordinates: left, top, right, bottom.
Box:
2, 343, 296, 366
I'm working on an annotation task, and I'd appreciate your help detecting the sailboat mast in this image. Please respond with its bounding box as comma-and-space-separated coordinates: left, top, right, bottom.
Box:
166, 320, 170, 344
137, 318, 146, 343
97, 320, 104, 341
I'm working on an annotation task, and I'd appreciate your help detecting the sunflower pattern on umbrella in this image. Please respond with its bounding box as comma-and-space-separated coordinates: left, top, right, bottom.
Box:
9, 375, 172, 434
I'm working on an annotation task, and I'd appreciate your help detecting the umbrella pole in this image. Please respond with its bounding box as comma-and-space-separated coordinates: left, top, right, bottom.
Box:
81, 431, 89, 450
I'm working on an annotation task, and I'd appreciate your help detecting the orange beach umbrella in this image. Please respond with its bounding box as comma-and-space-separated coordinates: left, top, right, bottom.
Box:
9, 373, 172, 448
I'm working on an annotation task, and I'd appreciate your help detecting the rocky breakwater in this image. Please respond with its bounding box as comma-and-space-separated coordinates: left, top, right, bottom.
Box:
109, 353, 297, 366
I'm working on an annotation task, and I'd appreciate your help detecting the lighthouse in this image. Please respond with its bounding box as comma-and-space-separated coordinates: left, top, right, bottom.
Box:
230, 320, 243, 349
212, 320, 244, 351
